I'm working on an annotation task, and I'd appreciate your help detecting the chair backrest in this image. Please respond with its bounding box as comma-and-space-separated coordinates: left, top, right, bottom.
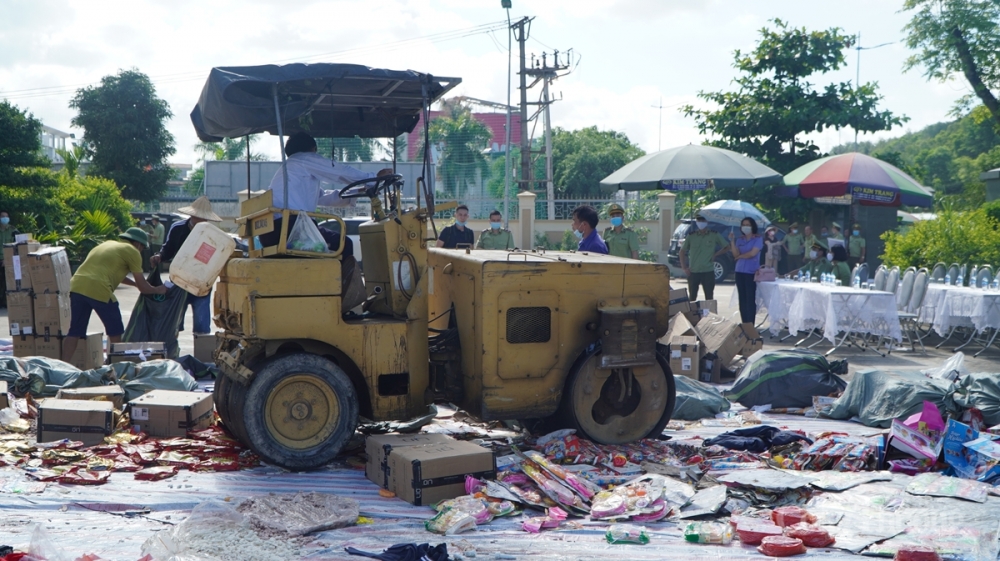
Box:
897, 268, 916, 309
947, 263, 960, 284
856, 263, 869, 283
908, 269, 930, 313
976, 265, 993, 288
873, 267, 888, 291
885, 266, 901, 293
930, 262, 946, 282
994, 267, 1000, 286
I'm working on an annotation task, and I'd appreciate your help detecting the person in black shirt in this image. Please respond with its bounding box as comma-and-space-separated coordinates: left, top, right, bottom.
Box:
435, 204, 474, 249
150, 197, 221, 335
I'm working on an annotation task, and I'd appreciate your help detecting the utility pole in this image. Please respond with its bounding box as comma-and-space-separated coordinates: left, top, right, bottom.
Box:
853, 31, 894, 151
511, 17, 533, 194
651, 96, 664, 152
526, 50, 571, 219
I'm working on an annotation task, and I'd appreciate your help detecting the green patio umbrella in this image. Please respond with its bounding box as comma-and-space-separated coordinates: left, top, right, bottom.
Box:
599, 144, 782, 192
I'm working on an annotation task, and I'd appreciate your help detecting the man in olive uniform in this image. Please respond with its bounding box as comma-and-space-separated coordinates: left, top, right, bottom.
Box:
803, 224, 817, 253
790, 238, 832, 279
476, 210, 514, 250
829, 221, 845, 242
679, 212, 729, 300
0, 211, 19, 307
785, 222, 805, 273
848, 223, 866, 269
603, 203, 640, 259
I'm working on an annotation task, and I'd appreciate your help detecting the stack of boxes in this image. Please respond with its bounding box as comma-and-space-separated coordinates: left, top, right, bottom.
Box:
5, 238, 104, 370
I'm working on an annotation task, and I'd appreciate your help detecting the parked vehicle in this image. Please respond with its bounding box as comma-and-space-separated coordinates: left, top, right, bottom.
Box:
667, 217, 786, 282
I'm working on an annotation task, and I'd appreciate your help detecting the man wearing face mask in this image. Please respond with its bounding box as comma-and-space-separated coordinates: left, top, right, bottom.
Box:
680, 213, 728, 300
829, 222, 845, 242
476, 210, 514, 250
790, 239, 832, 279
785, 222, 804, 273
848, 223, 866, 269
437, 205, 474, 249
571, 205, 608, 254
0, 211, 19, 307
603, 204, 640, 259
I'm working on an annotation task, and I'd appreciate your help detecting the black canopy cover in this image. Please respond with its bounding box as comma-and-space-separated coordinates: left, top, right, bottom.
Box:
190, 63, 461, 142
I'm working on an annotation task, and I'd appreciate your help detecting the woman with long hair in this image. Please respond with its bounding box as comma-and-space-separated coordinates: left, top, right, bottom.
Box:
729, 217, 763, 324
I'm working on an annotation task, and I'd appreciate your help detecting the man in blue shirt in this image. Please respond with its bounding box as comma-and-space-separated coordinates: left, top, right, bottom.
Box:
572, 205, 608, 254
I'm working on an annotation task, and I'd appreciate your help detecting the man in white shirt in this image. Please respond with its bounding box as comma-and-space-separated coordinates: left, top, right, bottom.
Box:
260, 132, 392, 257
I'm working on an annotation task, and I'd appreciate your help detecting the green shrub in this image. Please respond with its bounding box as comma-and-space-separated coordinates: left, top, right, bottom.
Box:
881, 209, 1000, 269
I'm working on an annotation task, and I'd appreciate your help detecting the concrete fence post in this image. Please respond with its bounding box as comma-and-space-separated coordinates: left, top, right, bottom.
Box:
657, 192, 676, 263
517, 191, 537, 250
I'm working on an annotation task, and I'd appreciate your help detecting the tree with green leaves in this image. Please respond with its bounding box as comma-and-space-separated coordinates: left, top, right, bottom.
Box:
70, 69, 176, 202
682, 19, 905, 175
903, 0, 1000, 128
0, 100, 51, 187
550, 127, 645, 198
428, 100, 492, 198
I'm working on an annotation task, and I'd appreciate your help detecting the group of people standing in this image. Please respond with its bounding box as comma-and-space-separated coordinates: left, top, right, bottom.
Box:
766, 221, 867, 273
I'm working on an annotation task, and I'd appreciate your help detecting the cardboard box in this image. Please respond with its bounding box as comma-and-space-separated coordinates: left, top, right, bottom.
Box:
365, 432, 455, 489
7, 290, 34, 335
56, 385, 125, 411
687, 300, 718, 322
667, 335, 701, 379
660, 311, 696, 345
668, 287, 690, 317
34, 335, 61, 360
109, 342, 166, 363
12, 334, 35, 358
14, 234, 33, 244
700, 352, 722, 383
3, 241, 41, 291
39, 332, 104, 370
27, 247, 71, 295
33, 291, 71, 337
887, 418, 943, 461
37, 399, 115, 446
388, 440, 496, 506
692, 313, 744, 368
128, 389, 214, 437
0, 381, 7, 410
194, 333, 216, 363
738, 323, 764, 358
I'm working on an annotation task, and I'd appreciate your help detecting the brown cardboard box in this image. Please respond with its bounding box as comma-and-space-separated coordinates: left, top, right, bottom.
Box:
365, 432, 456, 489
700, 352, 723, 384
667, 335, 702, 379
56, 385, 125, 411
40, 332, 104, 370
34, 335, 61, 360
687, 300, 718, 323
27, 247, 71, 295
388, 440, 496, 506
7, 290, 34, 335
692, 312, 744, 369
108, 342, 166, 363
3, 241, 40, 291
33, 291, 71, 337
193, 333, 216, 363
12, 334, 35, 358
37, 399, 115, 446
660, 311, 696, 345
128, 390, 214, 437
668, 287, 690, 317
0, 381, 8, 410
738, 323, 764, 358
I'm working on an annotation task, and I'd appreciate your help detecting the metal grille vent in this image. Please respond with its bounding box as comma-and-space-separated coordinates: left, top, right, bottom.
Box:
506, 307, 551, 344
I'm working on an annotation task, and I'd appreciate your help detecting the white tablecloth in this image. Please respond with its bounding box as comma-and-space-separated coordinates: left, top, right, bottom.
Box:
920, 283, 1000, 336
756, 280, 902, 344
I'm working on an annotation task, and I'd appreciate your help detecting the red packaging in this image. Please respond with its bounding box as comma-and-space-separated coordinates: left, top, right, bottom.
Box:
134, 465, 178, 481
785, 523, 835, 547
758, 535, 807, 557
893, 545, 942, 561
771, 506, 817, 527
56, 469, 111, 486
736, 520, 783, 545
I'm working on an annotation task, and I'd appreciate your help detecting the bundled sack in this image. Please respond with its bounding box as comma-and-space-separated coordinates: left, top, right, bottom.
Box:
123, 270, 187, 359
673, 375, 731, 421
825, 369, 958, 428
953, 372, 1000, 426
725, 349, 847, 409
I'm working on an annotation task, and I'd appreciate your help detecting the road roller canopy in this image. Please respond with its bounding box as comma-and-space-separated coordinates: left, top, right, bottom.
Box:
190, 63, 461, 142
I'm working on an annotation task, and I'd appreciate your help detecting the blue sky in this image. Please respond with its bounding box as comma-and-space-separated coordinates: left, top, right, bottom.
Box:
0, 0, 969, 164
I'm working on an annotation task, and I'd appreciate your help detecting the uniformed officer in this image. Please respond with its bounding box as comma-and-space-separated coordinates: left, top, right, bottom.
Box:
476, 210, 514, 250
603, 203, 640, 259
784, 222, 805, 273
848, 223, 866, 269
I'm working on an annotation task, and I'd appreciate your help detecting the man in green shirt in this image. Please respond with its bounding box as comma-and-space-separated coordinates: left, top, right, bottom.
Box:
829, 221, 845, 242
803, 225, 817, 255
848, 222, 866, 269
62, 228, 167, 362
679, 213, 729, 300
785, 222, 805, 273
603, 203, 640, 259
476, 210, 514, 250
0, 211, 19, 306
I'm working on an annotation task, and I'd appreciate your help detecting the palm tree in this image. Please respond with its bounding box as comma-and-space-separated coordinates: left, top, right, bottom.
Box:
193, 135, 265, 162
427, 99, 492, 198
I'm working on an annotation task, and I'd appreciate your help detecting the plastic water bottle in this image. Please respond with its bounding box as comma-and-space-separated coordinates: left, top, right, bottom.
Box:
853, 277, 860, 289
805, 271, 811, 283
945, 273, 951, 285
957, 272, 964, 287
982, 277, 989, 289
796, 270, 802, 282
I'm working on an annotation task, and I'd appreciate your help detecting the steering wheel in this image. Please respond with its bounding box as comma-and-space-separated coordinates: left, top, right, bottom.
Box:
338, 174, 403, 199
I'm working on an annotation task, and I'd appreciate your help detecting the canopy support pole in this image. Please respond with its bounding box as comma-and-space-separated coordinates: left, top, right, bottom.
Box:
273, 83, 289, 209
246, 135, 251, 200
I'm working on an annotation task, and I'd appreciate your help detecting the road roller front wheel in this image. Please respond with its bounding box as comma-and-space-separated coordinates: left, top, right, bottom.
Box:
236, 353, 358, 471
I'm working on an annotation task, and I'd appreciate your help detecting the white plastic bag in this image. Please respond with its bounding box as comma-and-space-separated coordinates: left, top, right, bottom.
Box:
286, 216, 328, 253
921, 352, 968, 382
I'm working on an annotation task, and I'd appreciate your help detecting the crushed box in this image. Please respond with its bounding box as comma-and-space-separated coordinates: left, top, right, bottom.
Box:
109, 342, 166, 363
7, 290, 34, 335
37, 399, 115, 446
738, 323, 764, 358
128, 389, 214, 437
667, 335, 701, 379
687, 300, 718, 324
33, 291, 71, 337
668, 287, 690, 317
37, 332, 104, 370
388, 440, 496, 506
27, 247, 71, 295
12, 334, 35, 358
365, 432, 456, 489
660, 311, 696, 344
692, 313, 744, 367
4, 240, 40, 291
700, 352, 722, 383
56, 385, 125, 411
194, 333, 216, 363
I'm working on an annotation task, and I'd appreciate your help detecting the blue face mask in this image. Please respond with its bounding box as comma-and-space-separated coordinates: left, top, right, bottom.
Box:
574, 230, 583, 240
610, 216, 623, 227
455, 220, 466, 228
0, 217, 8, 225
852, 230, 860, 236
490, 222, 501, 230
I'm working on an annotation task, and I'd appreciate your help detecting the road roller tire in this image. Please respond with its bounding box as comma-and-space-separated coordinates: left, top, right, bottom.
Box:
213, 373, 231, 428
240, 353, 358, 471
227, 377, 251, 445
562, 344, 676, 444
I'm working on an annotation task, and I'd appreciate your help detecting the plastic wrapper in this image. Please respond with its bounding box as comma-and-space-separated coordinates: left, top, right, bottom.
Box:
135, 465, 179, 481
893, 545, 942, 561
785, 523, 835, 547
524, 450, 601, 499
606, 524, 650, 545
735, 520, 783, 545
521, 461, 581, 509
426, 508, 477, 535
683, 522, 733, 544
485, 499, 516, 517
758, 535, 807, 556
771, 506, 816, 527
435, 495, 492, 525
286, 215, 329, 252
522, 516, 546, 533
27, 523, 70, 561
631, 498, 668, 523
56, 468, 111, 485
590, 492, 627, 519
236, 492, 359, 536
